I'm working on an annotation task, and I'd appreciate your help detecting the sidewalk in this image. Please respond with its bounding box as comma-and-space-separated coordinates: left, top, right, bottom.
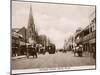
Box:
83, 51, 93, 57
12, 55, 26, 60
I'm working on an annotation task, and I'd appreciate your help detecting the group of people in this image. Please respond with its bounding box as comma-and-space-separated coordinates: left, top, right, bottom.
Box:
72, 44, 96, 58
73, 45, 83, 57
26, 44, 46, 58
26, 43, 56, 58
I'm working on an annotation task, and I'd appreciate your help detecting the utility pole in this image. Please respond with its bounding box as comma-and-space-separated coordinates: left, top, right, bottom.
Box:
25, 28, 28, 58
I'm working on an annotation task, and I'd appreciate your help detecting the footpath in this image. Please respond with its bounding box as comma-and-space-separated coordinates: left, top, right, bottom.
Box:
12, 55, 26, 60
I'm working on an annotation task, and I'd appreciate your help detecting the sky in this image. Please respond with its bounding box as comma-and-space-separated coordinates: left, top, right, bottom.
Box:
12, 1, 95, 49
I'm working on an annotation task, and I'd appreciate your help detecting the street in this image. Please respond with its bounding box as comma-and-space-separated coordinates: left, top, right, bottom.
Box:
12, 51, 95, 70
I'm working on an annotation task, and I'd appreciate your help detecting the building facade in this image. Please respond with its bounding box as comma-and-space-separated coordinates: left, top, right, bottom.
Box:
12, 30, 25, 56
75, 17, 96, 53
12, 6, 39, 56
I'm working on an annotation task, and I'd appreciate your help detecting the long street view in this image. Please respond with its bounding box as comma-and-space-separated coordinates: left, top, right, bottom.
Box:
12, 1, 96, 74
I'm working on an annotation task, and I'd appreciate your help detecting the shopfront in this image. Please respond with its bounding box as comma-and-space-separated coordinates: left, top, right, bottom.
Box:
89, 38, 96, 52
83, 31, 96, 52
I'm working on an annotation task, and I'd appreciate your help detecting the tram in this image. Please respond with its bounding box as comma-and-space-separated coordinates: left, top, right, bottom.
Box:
47, 44, 56, 54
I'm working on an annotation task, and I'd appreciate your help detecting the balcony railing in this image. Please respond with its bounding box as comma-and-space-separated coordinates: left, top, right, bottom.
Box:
83, 31, 96, 42
75, 31, 96, 43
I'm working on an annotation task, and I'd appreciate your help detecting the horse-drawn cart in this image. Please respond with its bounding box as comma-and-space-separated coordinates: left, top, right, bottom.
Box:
26, 45, 37, 58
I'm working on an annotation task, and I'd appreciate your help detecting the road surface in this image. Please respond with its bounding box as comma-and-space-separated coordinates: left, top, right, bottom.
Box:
12, 51, 95, 70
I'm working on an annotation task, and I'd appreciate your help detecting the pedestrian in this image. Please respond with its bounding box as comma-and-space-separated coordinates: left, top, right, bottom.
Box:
74, 46, 79, 56
42, 45, 45, 54
78, 45, 83, 57
32, 44, 38, 58
93, 46, 96, 59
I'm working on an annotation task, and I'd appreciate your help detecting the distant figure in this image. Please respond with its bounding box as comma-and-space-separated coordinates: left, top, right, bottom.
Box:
74, 45, 83, 57
78, 45, 83, 57
39, 44, 42, 54
42, 45, 46, 54
36, 44, 39, 53
74, 46, 79, 56
32, 44, 38, 58
93, 46, 96, 59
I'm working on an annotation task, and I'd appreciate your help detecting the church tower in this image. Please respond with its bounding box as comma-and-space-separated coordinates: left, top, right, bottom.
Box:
27, 5, 36, 44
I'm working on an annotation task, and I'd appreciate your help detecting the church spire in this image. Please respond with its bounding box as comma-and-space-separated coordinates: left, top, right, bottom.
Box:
28, 5, 35, 30
27, 5, 36, 44
29, 5, 33, 19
